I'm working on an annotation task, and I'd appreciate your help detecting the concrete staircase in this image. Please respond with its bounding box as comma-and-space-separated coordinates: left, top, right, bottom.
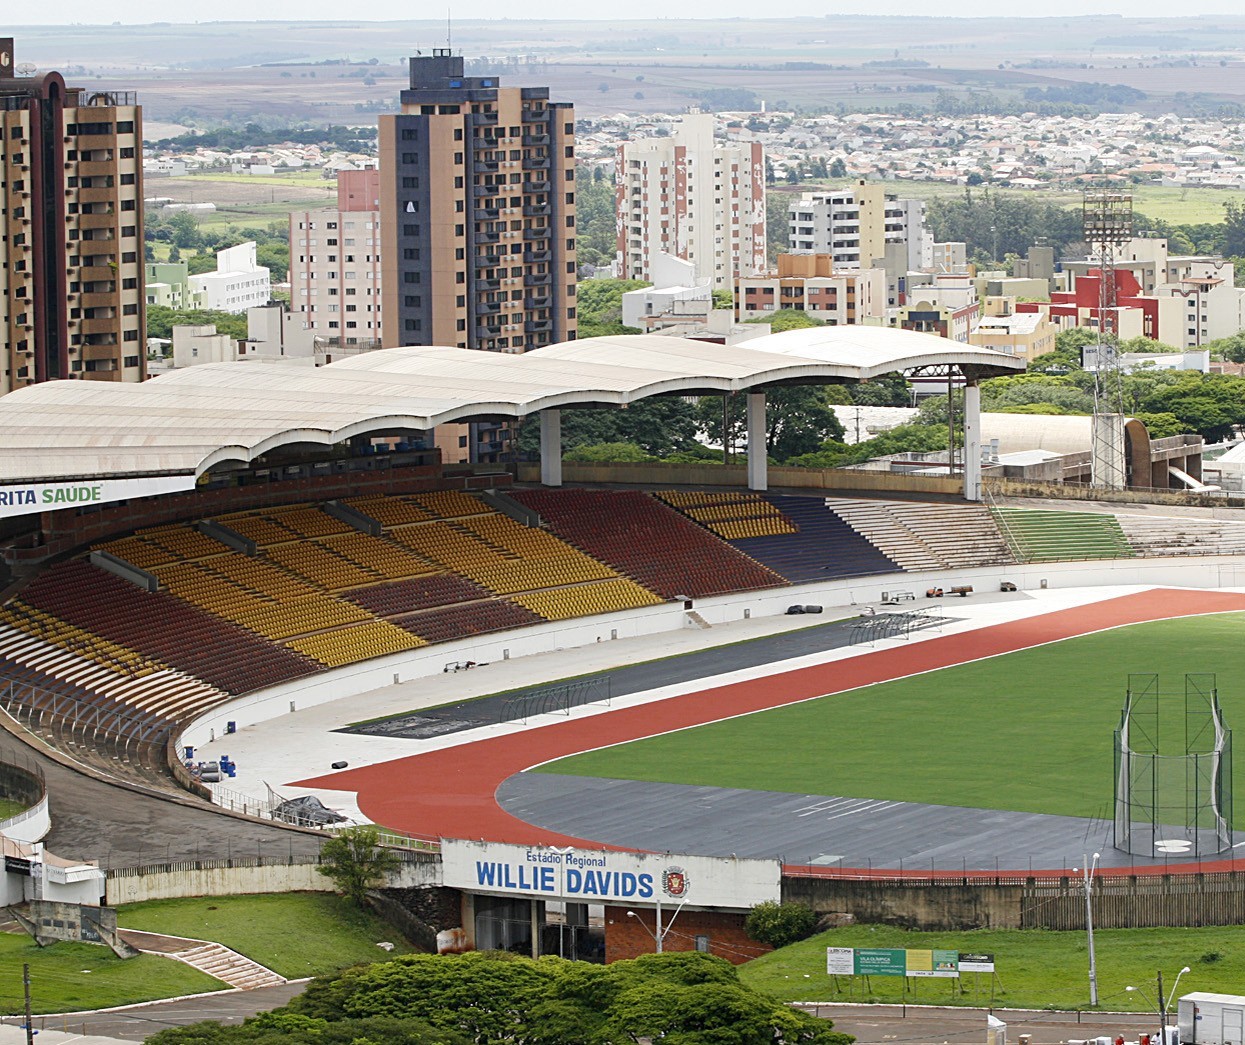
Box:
119, 928, 287, 990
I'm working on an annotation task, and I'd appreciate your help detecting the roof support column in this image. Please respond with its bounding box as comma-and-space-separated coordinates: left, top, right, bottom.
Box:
540, 409, 562, 487
746, 392, 767, 492
963, 379, 981, 502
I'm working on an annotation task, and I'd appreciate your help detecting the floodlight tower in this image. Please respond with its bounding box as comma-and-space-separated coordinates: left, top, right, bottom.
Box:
1082, 189, 1133, 490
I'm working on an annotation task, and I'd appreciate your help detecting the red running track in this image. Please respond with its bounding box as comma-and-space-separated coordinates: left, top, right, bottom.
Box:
295, 588, 1245, 877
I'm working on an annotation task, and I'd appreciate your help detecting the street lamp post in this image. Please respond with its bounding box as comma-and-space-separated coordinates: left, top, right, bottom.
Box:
626, 897, 688, 955
1074, 853, 1101, 1007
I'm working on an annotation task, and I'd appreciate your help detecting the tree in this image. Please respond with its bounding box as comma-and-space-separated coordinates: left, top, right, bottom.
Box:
146, 305, 249, 341
828, 157, 847, 179
745, 901, 818, 948
745, 308, 824, 333
565, 442, 654, 462
315, 826, 400, 908
516, 397, 700, 459
697, 388, 845, 464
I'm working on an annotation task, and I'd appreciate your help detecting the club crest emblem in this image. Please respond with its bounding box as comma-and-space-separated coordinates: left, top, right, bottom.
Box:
662, 866, 689, 898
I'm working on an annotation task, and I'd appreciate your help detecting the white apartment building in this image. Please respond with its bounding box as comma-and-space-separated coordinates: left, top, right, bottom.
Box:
788, 181, 929, 273
616, 113, 766, 290
289, 170, 382, 346
188, 242, 271, 314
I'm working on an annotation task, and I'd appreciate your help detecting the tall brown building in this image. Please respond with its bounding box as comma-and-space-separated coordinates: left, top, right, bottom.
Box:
379, 51, 576, 354
0, 39, 145, 395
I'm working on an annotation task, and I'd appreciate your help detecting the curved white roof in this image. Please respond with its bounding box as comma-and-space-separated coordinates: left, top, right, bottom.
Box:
0, 330, 1024, 484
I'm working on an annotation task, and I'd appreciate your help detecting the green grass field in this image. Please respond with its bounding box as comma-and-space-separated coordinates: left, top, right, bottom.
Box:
739, 923, 1245, 1010
538, 614, 1245, 825
0, 932, 224, 1014
116, 893, 415, 979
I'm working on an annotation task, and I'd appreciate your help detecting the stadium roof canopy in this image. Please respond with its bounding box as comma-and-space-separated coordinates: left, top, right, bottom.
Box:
0, 328, 1024, 484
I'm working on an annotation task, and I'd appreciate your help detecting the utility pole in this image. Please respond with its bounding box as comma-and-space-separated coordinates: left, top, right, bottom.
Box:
23, 963, 33, 1045
1157, 969, 1167, 1044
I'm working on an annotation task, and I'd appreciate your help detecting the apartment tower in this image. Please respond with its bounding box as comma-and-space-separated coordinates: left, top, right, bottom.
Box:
379, 51, 576, 353
290, 169, 382, 346
788, 181, 929, 273
616, 114, 765, 291
0, 39, 145, 394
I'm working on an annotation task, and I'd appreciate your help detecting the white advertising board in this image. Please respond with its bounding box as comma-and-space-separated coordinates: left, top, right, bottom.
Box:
440, 839, 781, 909
0, 476, 198, 519
826, 947, 854, 976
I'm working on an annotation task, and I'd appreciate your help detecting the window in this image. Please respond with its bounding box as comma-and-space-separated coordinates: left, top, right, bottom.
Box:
120, 173, 135, 185
123, 329, 138, 341
117, 121, 134, 133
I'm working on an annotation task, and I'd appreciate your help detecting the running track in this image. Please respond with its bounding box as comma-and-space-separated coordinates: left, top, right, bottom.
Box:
296, 588, 1245, 877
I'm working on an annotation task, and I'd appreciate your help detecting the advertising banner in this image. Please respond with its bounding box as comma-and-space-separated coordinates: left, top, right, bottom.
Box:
958, 952, 996, 973
0, 475, 198, 519
906, 948, 960, 978
440, 839, 781, 908
825, 947, 854, 976
853, 948, 906, 976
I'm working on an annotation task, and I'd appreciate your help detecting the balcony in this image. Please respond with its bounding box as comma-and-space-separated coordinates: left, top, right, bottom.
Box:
522, 108, 549, 123
82, 344, 121, 361
473, 185, 495, 199
522, 155, 548, 171
473, 159, 499, 174
524, 271, 552, 287
523, 203, 549, 217
81, 317, 119, 335
78, 187, 116, 204
525, 319, 552, 333
80, 292, 116, 308
523, 180, 549, 194
78, 161, 116, 178
476, 301, 502, 315
78, 266, 116, 282
474, 207, 500, 222
476, 254, 501, 268
522, 133, 550, 147
473, 110, 499, 125
475, 230, 500, 244
526, 294, 551, 309
78, 211, 116, 229
523, 250, 550, 265
476, 277, 502, 291
522, 227, 549, 242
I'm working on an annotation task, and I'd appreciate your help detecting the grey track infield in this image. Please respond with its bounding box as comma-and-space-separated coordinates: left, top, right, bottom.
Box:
344, 609, 956, 740
497, 772, 1192, 871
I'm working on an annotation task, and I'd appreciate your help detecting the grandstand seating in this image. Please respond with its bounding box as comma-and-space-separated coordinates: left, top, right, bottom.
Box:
318, 531, 438, 580
510, 489, 784, 598
395, 600, 545, 644
991, 507, 1135, 562
263, 541, 382, 592
1115, 515, 1245, 558
510, 579, 664, 621
16, 560, 323, 696
828, 499, 1014, 572
344, 496, 434, 527
654, 491, 798, 540
286, 620, 427, 668
346, 574, 494, 616
727, 497, 903, 583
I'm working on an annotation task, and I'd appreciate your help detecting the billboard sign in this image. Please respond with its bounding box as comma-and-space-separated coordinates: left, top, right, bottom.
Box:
0, 475, 198, 519
440, 839, 780, 909
854, 948, 907, 976
959, 952, 996, 973
828, 947, 990, 977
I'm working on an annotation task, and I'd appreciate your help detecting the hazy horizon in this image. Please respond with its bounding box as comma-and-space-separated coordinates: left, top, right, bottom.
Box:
7, 6, 1245, 25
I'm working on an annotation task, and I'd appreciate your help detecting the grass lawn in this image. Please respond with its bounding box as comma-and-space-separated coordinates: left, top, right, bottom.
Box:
0, 797, 28, 821
538, 614, 1245, 825
0, 932, 224, 1014
740, 923, 1245, 1011
117, 893, 415, 979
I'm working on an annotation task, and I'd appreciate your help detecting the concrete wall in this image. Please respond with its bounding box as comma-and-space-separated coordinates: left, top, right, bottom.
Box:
783, 877, 1024, 931
104, 854, 440, 905
515, 461, 963, 497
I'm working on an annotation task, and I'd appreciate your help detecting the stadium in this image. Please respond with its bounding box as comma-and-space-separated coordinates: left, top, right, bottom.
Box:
3, 324, 1245, 964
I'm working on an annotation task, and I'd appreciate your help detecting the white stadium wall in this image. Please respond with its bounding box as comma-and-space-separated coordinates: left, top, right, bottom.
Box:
175, 553, 1238, 755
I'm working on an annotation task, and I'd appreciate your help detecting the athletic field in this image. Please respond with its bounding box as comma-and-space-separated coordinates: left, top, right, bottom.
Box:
536, 614, 1245, 826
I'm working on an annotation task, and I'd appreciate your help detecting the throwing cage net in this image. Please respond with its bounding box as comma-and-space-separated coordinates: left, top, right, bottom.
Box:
1114, 673, 1232, 858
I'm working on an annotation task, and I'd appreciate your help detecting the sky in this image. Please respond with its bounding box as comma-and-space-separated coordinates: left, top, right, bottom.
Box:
8, 2, 1245, 23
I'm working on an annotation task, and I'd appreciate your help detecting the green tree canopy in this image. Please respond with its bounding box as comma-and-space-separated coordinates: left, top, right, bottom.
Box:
315, 826, 401, 908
